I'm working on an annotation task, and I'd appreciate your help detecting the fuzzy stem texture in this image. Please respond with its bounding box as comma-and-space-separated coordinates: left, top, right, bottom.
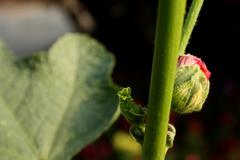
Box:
179, 0, 204, 55
142, 0, 186, 160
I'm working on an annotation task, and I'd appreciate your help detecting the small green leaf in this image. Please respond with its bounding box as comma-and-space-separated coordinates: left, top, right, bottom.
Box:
117, 87, 145, 124
0, 33, 119, 160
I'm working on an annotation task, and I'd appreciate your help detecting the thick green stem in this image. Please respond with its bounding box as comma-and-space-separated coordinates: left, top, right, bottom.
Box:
142, 0, 186, 160
179, 0, 204, 55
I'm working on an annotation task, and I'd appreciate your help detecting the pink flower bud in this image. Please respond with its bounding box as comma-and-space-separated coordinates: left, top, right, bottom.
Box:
171, 54, 211, 114
178, 54, 211, 79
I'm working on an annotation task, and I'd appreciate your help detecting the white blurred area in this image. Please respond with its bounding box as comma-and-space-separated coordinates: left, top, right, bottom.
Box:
0, 1, 95, 56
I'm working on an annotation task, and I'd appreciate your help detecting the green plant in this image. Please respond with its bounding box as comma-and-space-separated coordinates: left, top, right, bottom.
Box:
0, 34, 119, 160
118, 0, 210, 160
0, 0, 210, 160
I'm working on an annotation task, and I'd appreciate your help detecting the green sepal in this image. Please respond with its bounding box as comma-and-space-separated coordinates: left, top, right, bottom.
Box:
118, 87, 176, 151
129, 123, 145, 145
117, 87, 145, 124
129, 123, 176, 150
172, 65, 210, 113
166, 124, 176, 149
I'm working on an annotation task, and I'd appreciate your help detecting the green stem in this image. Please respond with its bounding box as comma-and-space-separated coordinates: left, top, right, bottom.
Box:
142, 0, 186, 160
179, 0, 204, 55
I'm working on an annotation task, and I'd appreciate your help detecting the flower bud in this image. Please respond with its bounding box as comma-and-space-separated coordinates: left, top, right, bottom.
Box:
171, 54, 211, 113
166, 124, 176, 149
130, 123, 176, 151
130, 123, 145, 144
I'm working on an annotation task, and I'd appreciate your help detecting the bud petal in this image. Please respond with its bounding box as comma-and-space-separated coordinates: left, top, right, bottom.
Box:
171, 54, 210, 113
177, 54, 211, 79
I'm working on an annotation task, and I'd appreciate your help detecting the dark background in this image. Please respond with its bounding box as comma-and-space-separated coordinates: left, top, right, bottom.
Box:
82, 0, 240, 159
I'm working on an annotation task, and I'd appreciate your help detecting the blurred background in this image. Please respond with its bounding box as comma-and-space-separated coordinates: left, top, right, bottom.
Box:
0, 0, 240, 159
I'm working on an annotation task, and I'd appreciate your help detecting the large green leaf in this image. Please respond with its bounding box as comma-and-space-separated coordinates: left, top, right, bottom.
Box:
0, 33, 119, 160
